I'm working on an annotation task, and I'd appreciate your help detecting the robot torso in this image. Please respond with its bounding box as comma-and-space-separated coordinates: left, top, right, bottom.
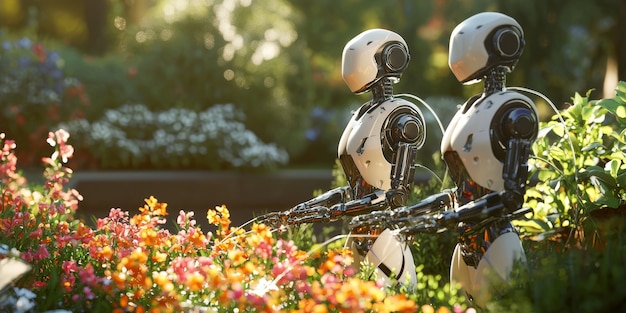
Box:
441, 90, 538, 204
338, 98, 424, 198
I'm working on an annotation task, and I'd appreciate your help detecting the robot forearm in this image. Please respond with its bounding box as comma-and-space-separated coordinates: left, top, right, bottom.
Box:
388, 142, 418, 208
502, 137, 532, 212
348, 188, 456, 233
257, 189, 389, 227
438, 191, 533, 231
298, 186, 352, 209
256, 186, 351, 227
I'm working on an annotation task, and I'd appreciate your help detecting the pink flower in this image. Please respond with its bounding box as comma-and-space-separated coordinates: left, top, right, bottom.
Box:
47, 129, 74, 163
83, 286, 95, 300
29, 228, 43, 239
32, 43, 46, 62
78, 263, 98, 286
177, 210, 196, 229
23, 244, 50, 262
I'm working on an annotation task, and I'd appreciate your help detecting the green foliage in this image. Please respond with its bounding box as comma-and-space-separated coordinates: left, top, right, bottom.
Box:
59, 48, 138, 118
118, 0, 310, 159
522, 81, 626, 245
485, 228, 626, 313
402, 264, 466, 310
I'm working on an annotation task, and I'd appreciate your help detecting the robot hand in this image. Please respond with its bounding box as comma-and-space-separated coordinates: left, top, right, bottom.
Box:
256, 187, 390, 229
348, 189, 457, 235
348, 189, 532, 237
436, 191, 532, 231
255, 186, 350, 228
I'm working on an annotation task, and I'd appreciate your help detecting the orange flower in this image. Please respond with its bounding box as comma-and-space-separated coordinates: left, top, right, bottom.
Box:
185, 272, 205, 292
99, 245, 114, 261
140, 196, 168, 216
207, 209, 219, 225
215, 204, 230, 220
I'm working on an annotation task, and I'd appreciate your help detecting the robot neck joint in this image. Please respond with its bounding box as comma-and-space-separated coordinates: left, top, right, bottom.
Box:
371, 78, 394, 104
483, 66, 507, 96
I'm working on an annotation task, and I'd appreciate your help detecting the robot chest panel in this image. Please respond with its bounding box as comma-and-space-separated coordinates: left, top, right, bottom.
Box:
342, 103, 393, 159
338, 100, 415, 190
445, 98, 504, 191
450, 101, 499, 150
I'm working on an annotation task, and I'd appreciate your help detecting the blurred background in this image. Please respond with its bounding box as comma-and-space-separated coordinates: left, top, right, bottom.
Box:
2, 0, 625, 170
0, 0, 624, 226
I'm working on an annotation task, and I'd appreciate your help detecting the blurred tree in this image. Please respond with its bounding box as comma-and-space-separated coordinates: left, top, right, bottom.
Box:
0, 0, 26, 29
85, 0, 109, 55
115, 0, 313, 159
498, 0, 624, 105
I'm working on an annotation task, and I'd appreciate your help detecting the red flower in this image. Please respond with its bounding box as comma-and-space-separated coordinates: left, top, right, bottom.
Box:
32, 43, 46, 62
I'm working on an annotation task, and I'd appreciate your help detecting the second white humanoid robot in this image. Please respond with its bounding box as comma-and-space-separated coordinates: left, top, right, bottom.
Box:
349, 11, 540, 308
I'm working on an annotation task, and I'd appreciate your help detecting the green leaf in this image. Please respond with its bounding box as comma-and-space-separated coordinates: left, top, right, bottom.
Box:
607, 159, 622, 178
596, 194, 621, 209
589, 171, 617, 189
547, 146, 567, 160
616, 81, 626, 103
537, 169, 558, 181
517, 219, 552, 233
581, 106, 595, 123
617, 172, 626, 186
596, 98, 620, 115
581, 142, 604, 152
551, 123, 565, 137
617, 105, 626, 119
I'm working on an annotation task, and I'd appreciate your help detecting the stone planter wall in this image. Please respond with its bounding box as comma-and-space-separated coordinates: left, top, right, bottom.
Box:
68, 169, 335, 231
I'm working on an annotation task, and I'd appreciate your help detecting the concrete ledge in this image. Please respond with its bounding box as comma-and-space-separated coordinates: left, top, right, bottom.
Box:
69, 169, 335, 229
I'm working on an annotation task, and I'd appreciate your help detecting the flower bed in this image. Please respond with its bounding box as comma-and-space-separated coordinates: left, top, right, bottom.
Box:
0, 130, 469, 312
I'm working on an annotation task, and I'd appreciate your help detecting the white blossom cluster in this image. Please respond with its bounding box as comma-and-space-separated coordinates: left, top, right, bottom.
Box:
60, 104, 289, 169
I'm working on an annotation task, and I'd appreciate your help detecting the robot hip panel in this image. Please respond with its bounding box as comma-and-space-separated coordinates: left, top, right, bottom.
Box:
451, 231, 526, 308
347, 228, 417, 289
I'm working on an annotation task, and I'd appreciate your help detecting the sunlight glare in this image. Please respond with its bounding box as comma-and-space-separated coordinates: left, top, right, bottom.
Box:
114, 16, 126, 30
252, 41, 280, 65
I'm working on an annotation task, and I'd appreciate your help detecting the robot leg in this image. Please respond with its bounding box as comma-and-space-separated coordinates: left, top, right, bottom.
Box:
347, 228, 417, 289
450, 231, 526, 308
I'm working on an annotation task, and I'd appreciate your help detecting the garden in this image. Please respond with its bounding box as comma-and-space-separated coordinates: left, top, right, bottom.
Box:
1, 1, 626, 312
1, 84, 625, 312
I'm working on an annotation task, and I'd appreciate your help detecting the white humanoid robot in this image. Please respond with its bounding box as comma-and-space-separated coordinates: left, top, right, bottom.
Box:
444, 11, 538, 307
259, 28, 428, 288
351, 12, 539, 307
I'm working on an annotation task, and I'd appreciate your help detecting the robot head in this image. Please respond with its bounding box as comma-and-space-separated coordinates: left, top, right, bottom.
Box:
448, 12, 525, 84
342, 29, 410, 94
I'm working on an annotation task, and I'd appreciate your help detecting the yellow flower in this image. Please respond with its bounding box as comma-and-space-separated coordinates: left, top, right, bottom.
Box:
140, 196, 168, 216
139, 228, 158, 246
215, 204, 230, 220
228, 249, 247, 266
152, 251, 168, 263
207, 209, 219, 225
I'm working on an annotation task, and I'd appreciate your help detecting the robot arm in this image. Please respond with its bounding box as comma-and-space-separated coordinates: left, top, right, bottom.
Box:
387, 142, 418, 208
349, 188, 457, 234
256, 186, 351, 227
497, 104, 538, 212
385, 109, 425, 208
349, 189, 532, 237
257, 187, 390, 227
501, 137, 532, 211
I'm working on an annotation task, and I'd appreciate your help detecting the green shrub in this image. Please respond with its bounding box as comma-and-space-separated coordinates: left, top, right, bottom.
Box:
521, 81, 626, 247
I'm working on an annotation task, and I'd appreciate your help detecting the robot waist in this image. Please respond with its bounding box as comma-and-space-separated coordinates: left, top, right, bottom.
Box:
458, 219, 517, 267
